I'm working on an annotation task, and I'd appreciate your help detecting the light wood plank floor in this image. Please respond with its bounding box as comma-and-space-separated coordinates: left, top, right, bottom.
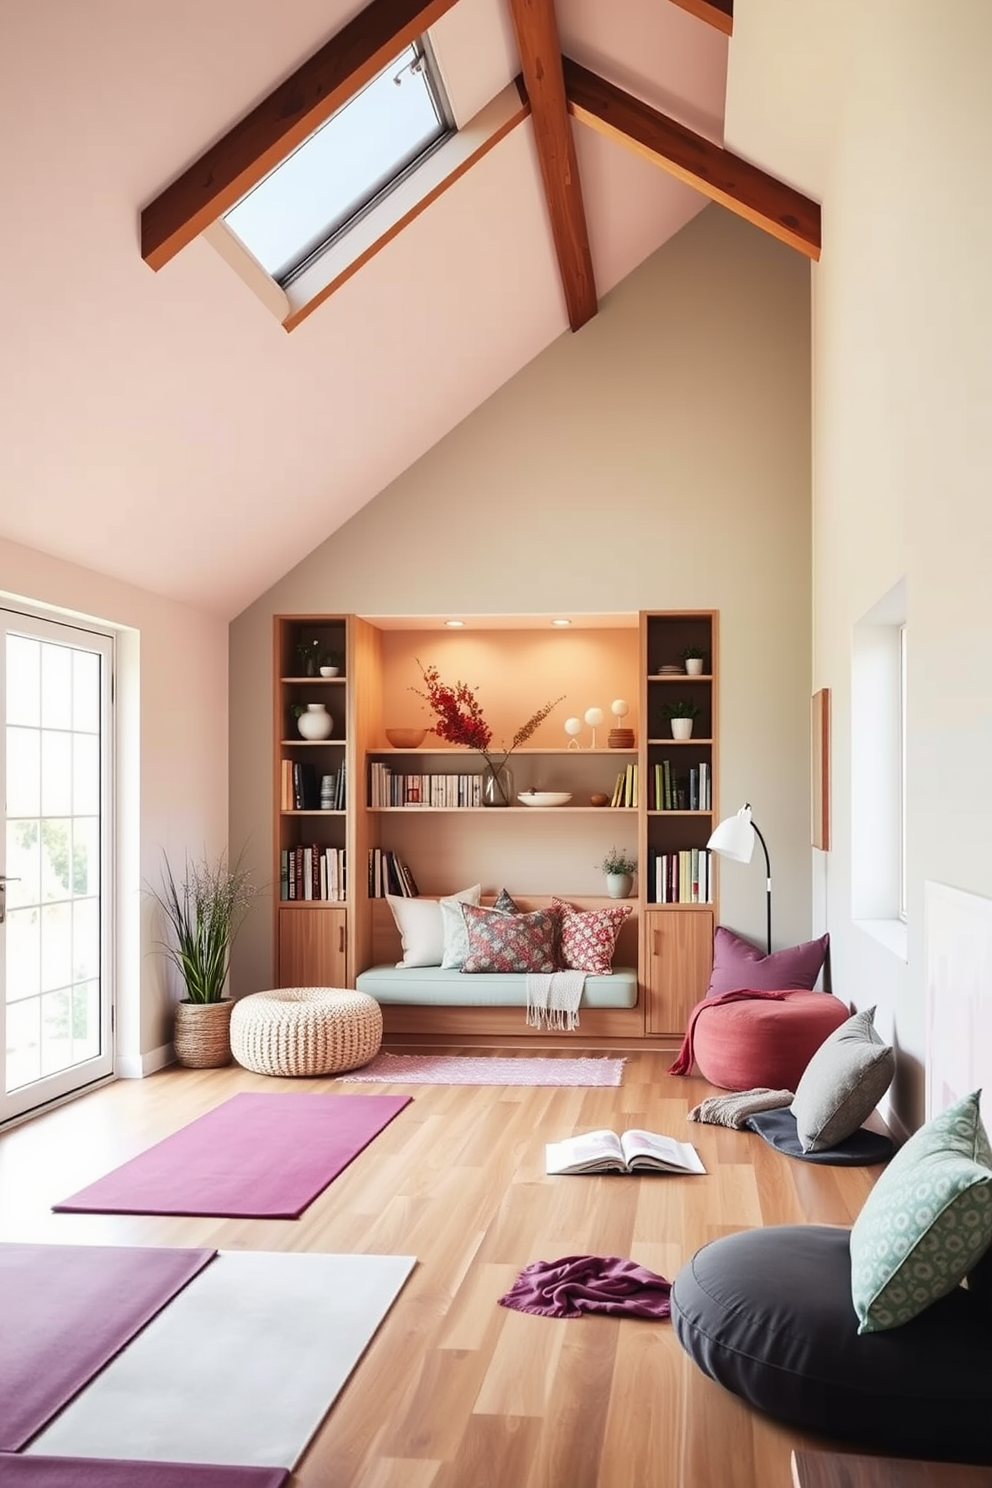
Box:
0, 1049, 886, 1488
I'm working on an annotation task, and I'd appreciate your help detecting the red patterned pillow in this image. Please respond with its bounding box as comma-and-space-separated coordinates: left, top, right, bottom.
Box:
461, 905, 557, 974
552, 896, 632, 975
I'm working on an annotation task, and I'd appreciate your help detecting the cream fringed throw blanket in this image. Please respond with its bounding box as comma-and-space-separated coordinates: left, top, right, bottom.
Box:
526, 972, 586, 1030
687, 1087, 794, 1128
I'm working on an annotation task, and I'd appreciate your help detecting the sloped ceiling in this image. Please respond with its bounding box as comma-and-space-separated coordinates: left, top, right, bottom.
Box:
1, 0, 811, 620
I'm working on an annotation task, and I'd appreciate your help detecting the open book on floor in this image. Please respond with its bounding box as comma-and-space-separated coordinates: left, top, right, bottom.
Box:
545, 1128, 707, 1176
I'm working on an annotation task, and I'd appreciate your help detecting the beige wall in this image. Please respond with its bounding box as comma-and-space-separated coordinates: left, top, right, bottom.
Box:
231, 204, 813, 993
808, 0, 992, 1133
1, 536, 229, 1071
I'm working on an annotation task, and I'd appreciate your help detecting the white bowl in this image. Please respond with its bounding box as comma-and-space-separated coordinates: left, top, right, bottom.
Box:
517, 791, 572, 808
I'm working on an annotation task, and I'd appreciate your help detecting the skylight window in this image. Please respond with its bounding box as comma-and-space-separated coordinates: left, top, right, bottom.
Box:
224, 39, 453, 286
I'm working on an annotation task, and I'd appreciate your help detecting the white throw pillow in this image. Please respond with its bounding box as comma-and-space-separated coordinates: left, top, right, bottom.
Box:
387, 885, 481, 968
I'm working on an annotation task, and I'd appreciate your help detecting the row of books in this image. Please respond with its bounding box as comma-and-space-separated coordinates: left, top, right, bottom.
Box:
279, 846, 347, 901
610, 763, 638, 808
280, 759, 346, 811
647, 847, 714, 904
649, 760, 711, 812
368, 849, 419, 898
368, 763, 484, 808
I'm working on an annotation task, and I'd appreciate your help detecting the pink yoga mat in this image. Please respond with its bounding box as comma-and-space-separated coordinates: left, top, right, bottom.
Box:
52, 1092, 411, 1219
0, 1458, 288, 1487
0, 1243, 215, 1452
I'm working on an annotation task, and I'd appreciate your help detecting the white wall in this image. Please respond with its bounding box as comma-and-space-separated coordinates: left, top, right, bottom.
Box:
231, 204, 814, 994
0, 537, 229, 1071
807, 2, 992, 1131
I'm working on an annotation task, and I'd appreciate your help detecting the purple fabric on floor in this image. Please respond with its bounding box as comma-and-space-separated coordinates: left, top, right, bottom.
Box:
53, 1092, 411, 1218
498, 1255, 672, 1319
0, 1244, 215, 1452
0, 1458, 288, 1487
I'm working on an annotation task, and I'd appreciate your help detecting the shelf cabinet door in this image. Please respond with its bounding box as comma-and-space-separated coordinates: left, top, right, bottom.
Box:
277, 906, 347, 987
643, 908, 714, 1034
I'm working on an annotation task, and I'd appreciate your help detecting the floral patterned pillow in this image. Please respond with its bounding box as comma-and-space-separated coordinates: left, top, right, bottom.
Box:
552, 896, 632, 975
461, 905, 557, 974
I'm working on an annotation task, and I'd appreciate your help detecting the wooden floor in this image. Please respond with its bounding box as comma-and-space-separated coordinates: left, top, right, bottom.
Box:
0, 1049, 886, 1488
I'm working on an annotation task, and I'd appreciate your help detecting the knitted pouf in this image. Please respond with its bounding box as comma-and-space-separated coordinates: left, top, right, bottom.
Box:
230, 987, 382, 1077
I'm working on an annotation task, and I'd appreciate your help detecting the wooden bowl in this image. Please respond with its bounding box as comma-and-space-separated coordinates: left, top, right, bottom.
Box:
385, 727, 427, 749
589, 793, 610, 807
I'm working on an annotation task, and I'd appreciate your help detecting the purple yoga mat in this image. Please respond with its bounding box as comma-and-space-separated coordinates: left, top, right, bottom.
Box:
52, 1092, 412, 1219
0, 1458, 288, 1487
0, 1243, 215, 1452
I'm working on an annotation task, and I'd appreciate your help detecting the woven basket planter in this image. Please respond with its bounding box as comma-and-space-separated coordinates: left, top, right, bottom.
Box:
173, 998, 235, 1069
230, 987, 382, 1077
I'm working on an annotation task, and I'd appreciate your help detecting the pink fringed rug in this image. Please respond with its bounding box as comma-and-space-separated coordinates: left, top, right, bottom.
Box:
341, 1053, 625, 1087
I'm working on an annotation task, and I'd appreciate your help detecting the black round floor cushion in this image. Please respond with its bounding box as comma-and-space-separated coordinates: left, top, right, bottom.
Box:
671, 1224, 992, 1463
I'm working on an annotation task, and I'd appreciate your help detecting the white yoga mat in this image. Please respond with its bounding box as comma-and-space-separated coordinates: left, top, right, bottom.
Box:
27, 1251, 416, 1468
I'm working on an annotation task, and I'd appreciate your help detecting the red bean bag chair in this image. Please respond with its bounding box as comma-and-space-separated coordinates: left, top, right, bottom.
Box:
671, 988, 851, 1091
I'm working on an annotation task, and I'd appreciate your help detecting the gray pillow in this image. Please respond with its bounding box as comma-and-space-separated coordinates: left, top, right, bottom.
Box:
790, 1006, 894, 1153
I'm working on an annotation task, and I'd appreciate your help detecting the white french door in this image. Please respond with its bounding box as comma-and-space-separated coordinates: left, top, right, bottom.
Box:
1, 611, 115, 1125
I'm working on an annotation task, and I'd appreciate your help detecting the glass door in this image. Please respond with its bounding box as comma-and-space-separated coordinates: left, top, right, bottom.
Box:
1, 611, 115, 1125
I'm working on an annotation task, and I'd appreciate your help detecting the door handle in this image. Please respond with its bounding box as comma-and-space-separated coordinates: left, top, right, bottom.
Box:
0, 875, 18, 926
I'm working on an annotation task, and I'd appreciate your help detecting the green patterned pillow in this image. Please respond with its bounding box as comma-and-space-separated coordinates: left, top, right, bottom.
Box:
849, 1090, 992, 1334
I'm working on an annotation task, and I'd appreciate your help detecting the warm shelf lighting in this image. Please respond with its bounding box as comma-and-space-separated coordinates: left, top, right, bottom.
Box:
444, 620, 465, 628
552, 618, 571, 626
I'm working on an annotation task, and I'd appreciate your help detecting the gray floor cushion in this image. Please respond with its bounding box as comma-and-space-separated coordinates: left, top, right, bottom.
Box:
670, 1223, 992, 1462
744, 1107, 894, 1165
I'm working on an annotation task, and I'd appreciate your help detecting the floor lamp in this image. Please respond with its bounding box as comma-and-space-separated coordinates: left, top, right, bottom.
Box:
707, 803, 772, 954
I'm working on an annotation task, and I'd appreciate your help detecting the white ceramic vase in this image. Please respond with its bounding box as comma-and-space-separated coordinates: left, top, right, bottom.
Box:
685, 657, 704, 675
606, 873, 633, 899
297, 703, 334, 740
670, 717, 694, 740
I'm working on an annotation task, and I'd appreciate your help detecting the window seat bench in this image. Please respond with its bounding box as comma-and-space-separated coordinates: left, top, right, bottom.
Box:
354, 964, 638, 1009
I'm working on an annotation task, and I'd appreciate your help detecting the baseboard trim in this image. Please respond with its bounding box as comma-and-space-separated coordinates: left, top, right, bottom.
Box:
117, 1043, 176, 1079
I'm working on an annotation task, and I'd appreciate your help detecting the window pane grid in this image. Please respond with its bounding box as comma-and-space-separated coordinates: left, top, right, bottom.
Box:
5, 631, 106, 1094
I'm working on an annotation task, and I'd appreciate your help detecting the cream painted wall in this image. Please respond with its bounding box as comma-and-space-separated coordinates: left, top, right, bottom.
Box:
811, 1, 992, 1131
231, 204, 813, 994
0, 537, 229, 1071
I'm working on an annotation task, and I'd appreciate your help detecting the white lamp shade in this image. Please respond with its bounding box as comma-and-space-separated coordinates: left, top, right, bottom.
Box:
707, 805, 755, 863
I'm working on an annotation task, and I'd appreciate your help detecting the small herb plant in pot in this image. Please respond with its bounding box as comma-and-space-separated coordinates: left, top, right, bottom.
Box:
599, 847, 636, 899
661, 699, 700, 740
682, 644, 706, 676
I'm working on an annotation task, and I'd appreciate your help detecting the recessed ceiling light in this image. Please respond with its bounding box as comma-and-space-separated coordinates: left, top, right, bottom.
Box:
552, 618, 571, 627
444, 619, 465, 628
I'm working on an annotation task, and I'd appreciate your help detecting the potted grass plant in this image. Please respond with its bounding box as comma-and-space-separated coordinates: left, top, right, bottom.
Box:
153, 847, 261, 1068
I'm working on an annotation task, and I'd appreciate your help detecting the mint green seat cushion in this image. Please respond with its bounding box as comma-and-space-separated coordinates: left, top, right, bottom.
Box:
355, 965, 637, 1008
849, 1090, 992, 1334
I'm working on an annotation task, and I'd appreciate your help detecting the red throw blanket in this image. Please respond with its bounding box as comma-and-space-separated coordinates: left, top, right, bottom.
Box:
498, 1255, 671, 1319
668, 988, 790, 1076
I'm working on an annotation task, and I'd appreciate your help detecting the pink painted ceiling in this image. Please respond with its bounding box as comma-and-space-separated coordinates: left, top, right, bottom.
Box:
0, 0, 729, 618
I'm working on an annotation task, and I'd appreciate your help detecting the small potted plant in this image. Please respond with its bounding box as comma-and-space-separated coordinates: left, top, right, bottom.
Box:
599, 846, 636, 899
319, 648, 344, 678
296, 639, 321, 677
682, 644, 706, 676
662, 699, 700, 740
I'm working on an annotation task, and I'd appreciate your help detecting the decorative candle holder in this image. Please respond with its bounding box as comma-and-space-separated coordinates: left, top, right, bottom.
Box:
584, 706, 604, 749
564, 716, 582, 750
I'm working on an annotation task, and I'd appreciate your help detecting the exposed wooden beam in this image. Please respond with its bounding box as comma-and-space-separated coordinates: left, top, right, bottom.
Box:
141, 0, 460, 272
507, 0, 597, 332
667, 0, 733, 37
563, 57, 820, 261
